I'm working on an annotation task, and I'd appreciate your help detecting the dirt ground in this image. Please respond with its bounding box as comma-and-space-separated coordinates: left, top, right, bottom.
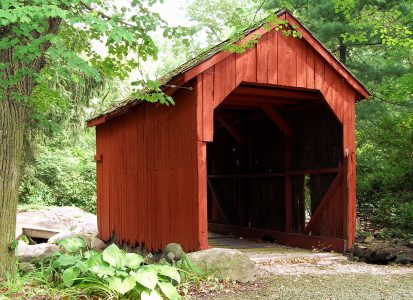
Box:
191, 235, 413, 299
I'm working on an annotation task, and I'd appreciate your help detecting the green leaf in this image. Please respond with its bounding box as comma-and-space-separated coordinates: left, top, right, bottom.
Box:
56, 254, 78, 267
9, 239, 18, 250
141, 289, 163, 300
58, 237, 86, 253
75, 260, 88, 273
62, 266, 80, 287
125, 253, 144, 269
90, 265, 116, 278
102, 244, 126, 268
130, 268, 158, 290
158, 281, 181, 300
86, 252, 104, 268
158, 265, 181, 285
107, 276, 136, 295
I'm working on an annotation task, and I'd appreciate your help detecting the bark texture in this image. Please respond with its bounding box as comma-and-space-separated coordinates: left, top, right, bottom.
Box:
0, 100, 27, 277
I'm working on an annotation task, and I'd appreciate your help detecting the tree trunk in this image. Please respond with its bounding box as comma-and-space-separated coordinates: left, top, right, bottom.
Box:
0, 100, 27, 277
338, 37, 347, 64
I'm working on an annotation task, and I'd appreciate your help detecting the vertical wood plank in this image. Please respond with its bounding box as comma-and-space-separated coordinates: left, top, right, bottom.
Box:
202, 69, 214, 142
256, 32, 269, 84
296, 38, 307, 87
196, 75, 203, 141
224, 55, 236, 98
306, 44, 315, 89
322, 64, 335, 114
213, 59, 225, 107
277, 29, 289, 85
314, 53, 324, 91
268, 29, 278, 84
285, 34, 297, 87
235, 46, 257, 86
197, 141, 208, 250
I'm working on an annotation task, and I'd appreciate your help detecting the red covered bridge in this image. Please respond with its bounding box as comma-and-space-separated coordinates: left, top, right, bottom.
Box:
87, 10, 369, 253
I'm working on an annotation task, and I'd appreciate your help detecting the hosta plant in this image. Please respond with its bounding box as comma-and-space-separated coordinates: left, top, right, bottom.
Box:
48, 237, 182, 299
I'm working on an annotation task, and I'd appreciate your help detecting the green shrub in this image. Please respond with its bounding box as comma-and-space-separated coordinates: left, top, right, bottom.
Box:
28, 237, 182, 299
19, 144, 96, 213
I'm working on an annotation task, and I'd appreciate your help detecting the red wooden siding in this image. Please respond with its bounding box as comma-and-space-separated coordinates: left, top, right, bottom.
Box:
195, 27, 358, 250
91, 11, 365, 252
95, 82, 204, 251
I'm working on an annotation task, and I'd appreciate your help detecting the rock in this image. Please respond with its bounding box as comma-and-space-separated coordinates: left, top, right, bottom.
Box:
17, 206, 97, 241
355, 235, 365, 243
186, 248, 255, 283
91, 237, 107, 251
19, 262, 35, 273
164, 243, 184, 262
368, 251, 396, 265
48, 228, 99, 248
17, 241, 60, 262
48, 231, 78, 244
394, 251, 413, 265
373, 230, 382, 238
364, 236, 375, 243
353, 244, 368, 258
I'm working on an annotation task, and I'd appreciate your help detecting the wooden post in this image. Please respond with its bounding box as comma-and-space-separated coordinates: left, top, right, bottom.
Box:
284, 136, 292, 232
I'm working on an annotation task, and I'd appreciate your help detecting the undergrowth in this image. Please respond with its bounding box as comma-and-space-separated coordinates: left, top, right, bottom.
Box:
0, 237, 212, 300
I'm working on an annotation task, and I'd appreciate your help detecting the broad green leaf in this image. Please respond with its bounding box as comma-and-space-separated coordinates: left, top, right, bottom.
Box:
86, 252, 105, 268
90, 265, 116, 278
141, 289, 163, 300
158, 281, 181, 300
58, 237, 86, 253
125, 253, 144, 269
158, 265, 181, 285
56, 254, 78, 267
62, 266, 80, 287
116, 269, 130, 277
75, 261, 88, 273
102, 244, 126, 268
107, 276, 136, 295
130, 268, 158, 290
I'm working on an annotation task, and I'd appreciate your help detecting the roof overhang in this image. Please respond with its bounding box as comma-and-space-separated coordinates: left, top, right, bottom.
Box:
87, 9, 370, 127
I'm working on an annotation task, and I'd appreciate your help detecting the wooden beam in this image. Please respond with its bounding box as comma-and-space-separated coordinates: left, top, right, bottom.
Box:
281, 102, 323, 112
215, 112, 245, 144
225, 95, 302, 106
235, 85, 320, 100
208, 172, 284, 179
87, 115, 106, 127
303, 170, 343, 235
208, 223, 346, 252
284, 136, 293, 232
207, 179, 230, 224
260, 105, 293, 137
287, 167, 340, 176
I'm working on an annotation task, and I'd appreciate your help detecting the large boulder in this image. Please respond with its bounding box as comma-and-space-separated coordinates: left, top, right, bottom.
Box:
47, 228, 101, 250
394, 251, 413, 265
16, 206, 97, 239
186, 248, 255, 283
18, 241, 59, 262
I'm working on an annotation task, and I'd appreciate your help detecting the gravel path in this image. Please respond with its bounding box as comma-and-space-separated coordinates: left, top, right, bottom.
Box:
195, 236, 413, 299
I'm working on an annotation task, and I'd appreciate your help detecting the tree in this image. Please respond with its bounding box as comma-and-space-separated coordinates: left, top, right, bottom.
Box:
0, 0, 176, 276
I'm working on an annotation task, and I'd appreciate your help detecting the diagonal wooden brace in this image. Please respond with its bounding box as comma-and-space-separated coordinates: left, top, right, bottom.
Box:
260, 105, 293, 137
303, 169, 343, 235
215, 111, 245, 144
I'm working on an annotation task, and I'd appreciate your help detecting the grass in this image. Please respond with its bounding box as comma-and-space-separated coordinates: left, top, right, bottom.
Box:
0, 268, 79, 299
